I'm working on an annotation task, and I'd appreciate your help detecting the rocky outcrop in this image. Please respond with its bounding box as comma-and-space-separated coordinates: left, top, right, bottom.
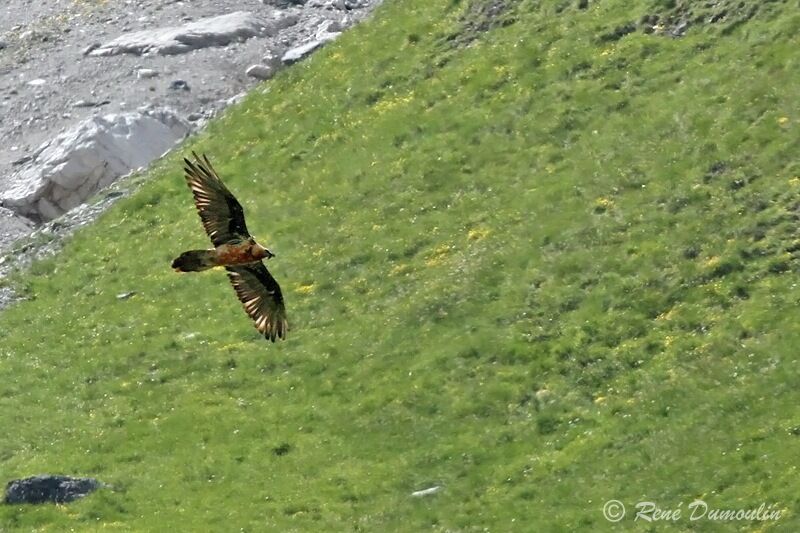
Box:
246, 64, 276, 80
1, 109, 190, 220
4, 475, 102, 504
282, 38, 333, 64
0, 207, 34, 251
89, 12, 284, 57
282, 21, 342, 64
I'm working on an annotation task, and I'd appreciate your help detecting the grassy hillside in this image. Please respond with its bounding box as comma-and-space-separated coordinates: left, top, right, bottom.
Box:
1, 0, 799, 530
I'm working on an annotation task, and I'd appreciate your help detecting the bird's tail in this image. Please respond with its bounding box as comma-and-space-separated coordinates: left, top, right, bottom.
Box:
171, 250, 217, 272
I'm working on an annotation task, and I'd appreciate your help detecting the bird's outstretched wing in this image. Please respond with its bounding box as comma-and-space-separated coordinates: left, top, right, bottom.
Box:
183, 152, 250, 246
226, 262, 288, 342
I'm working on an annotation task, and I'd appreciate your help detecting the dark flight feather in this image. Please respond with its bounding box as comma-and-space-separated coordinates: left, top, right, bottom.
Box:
225, 263, 288, 342
183, 152, 250, 246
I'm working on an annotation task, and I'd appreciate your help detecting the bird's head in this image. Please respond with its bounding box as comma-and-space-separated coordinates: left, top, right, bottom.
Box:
250, 240, 275, 260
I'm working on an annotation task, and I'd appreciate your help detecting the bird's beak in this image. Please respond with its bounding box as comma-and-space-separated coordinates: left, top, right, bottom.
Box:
257, 244, 275, 259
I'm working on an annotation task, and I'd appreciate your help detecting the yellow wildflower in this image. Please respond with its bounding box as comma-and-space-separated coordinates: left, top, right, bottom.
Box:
468, 227, 490, 241
295, 283, 315, 295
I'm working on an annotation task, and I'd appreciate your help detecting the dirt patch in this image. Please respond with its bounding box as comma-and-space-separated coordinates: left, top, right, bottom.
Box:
446, 0, 517, 47
640, 0, 767, 38
596, 0, 781, 41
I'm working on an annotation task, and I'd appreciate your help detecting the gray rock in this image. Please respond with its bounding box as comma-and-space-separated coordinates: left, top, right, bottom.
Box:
72, 99, 111, 108
311, 0, 364, 8
82, 43, 100, 56
317, 18, 345, 36
226, 92, 247, 106
90, 12, 277, 57
411, 486, 442, 497
137, 68, 159, 79
4, 475, 101, 504
1, 109, 191, 220
281, 35, 338, 65
0, 287, 16, 309
169, 80, 190, 91
11, 155, 33, 166
263, 0, 308, 6
275, 13, 300, 29
0, 206, 34, 251
262, 49, 284, 69
670, 20, 690, 37
246, 64, 274, 80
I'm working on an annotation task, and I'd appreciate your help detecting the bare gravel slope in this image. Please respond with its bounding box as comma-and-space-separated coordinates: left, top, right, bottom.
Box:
0, 0, 378, 251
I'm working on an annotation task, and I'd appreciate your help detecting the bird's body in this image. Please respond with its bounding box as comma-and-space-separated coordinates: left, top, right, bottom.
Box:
172, 152, 288, 342
216, 242, 265, 265
172, 241, 269, 272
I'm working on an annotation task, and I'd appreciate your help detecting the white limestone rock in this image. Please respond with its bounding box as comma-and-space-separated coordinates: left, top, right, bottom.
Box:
90, 12, 277, 57
411, 486, 442, 497
137, 68, 159, 79
281, 33, 339, 65
246, 64, 274, 80
1, 109, 190, 220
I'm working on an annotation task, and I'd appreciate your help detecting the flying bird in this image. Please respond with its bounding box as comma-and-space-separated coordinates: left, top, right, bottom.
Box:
172, 152, 288, 342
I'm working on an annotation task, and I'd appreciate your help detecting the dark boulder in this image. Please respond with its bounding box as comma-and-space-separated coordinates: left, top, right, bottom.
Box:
4, 475, 101, 504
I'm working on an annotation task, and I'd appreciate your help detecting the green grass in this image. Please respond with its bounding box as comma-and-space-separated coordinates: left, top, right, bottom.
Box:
2, 0, 800, 530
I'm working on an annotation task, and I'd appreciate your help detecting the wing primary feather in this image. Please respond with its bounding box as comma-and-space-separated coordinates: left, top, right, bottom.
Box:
225, 263, 288, 342
182, 153, 251, 246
